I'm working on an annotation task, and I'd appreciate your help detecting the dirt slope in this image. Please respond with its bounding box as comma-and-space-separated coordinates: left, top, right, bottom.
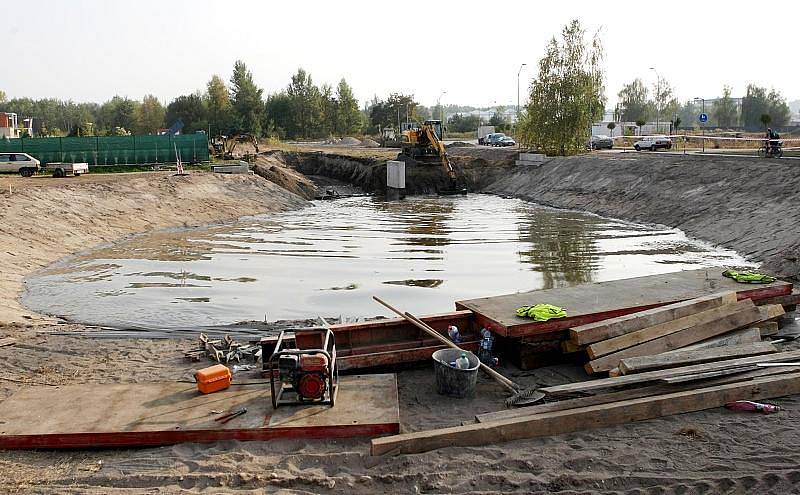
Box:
485, 153, 800, 278
0, 172, 307, 324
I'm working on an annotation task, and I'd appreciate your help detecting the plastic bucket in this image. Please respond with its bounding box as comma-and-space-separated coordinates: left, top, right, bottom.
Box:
431, 349, 480, 398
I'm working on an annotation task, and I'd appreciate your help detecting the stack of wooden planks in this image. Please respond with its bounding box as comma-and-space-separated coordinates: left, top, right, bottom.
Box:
370, 290, 800, 456
565, 291, 787, 375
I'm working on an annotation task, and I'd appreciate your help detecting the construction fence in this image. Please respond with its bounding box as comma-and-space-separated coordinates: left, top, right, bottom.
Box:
0, 133, 209, 165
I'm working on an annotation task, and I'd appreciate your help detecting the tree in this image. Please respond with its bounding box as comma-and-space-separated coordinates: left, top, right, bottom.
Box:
741, 84, 790, 130
635, 119, 646, 135
165, 93, 207, 133
229, 60, 264, 135
606, 121, 616, 136
447, 113, 481, 133
98, 96, 139, 135
368, 93, 418, 133
489, 107, 508, 131
135, 94, 165, 134
760, 113, 772, 130
617, 79, 649, 123
286, 68, 323, 138
0, 90, 6, 103
517, 19, 605, 155
335, 79, 362, 135
206, 75, 233, 136
712, 85, 738, 128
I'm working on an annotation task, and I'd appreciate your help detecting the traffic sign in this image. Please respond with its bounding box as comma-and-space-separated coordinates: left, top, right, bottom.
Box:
698, 113, 708, 123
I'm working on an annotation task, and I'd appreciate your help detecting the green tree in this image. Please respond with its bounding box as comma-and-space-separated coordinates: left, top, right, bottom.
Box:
712, 85, 738, 127
335, 78, 362, 135
617, 79, 649, 123
98, 96, 139, 134
0, 90, 6, 103
606, 121, 616, 135
368, 93, 418, 133
760, 113, 771, 130
447, 113, 481, 133
206, 75, 233, 136
165, 93, 207, 133
489, 107, 508, 131
286, 68, 322, 138
230, 60, 264, 135
742, 84, 790, 130
518, 19, 605, 155
135, 94, 165, 134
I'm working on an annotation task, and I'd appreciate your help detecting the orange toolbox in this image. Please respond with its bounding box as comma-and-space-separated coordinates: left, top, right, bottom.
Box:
195, 364, 232, 394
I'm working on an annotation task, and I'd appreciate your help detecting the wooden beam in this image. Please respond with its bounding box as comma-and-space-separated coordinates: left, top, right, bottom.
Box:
371, 372, 800, 455
475, 364, 800, 424
587, 300, 754, 359
561, 340, 584, 354
753, 289, 800, 307
759, 322, 780, 337
569, 291, 737, 346
540, 349, 800, 396
677, 327, 761, 352
618, 342, 777, 375
758, 304, 785, 321
584, 303, 762, 374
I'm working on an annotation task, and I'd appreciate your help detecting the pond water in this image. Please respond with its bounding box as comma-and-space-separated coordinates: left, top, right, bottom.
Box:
23, 194, 750, 330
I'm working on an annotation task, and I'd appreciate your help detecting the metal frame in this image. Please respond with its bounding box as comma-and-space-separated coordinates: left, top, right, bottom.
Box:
268, 328, 338, 409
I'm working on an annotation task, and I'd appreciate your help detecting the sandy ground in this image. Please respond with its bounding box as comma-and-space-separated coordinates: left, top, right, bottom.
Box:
3, 157, 800, 493
2, 319, 800, 494
0, 171, 307, 324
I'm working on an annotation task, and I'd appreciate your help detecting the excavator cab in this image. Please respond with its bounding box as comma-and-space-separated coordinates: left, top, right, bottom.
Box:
424, 120, 444, 141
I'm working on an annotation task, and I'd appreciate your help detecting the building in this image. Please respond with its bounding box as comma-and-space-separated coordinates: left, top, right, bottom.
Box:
0, 112, 33, 138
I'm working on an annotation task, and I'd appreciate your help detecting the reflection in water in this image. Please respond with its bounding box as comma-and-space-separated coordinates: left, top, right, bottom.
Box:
24, 195, 752, 330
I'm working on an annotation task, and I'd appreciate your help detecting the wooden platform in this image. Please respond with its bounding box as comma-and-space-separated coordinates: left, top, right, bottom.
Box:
0, 374, 399, 449
456, 269, 792, 339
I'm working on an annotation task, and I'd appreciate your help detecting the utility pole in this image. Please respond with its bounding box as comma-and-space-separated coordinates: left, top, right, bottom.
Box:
517, 63, 527, 126
650, 67, 660, 134
437, 90, 447, 138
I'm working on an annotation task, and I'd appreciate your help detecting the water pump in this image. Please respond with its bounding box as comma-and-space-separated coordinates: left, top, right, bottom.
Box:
268, 328, 337, 409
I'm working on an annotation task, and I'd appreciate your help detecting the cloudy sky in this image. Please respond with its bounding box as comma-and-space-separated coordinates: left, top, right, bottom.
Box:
5, 0, 798, 108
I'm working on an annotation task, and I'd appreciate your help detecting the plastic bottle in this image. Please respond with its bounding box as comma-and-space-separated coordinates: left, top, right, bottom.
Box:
447, 325, 462, 344
455, 352, 470, 370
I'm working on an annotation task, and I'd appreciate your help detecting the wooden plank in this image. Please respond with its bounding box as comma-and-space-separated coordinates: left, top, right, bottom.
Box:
455, 269, 792, 339
0, 338, 16, 347
587, 299, 754, 359
540, 349, 800, 396
0, 375, 399, 450
561, 340, 584, 354
760, 322, 780, 337
475, 364, 800, 424
585, 303, 763, 374
371, 372, 800, 455
618, 342, 777, 375
758, 304, 785, 321
677, 327, 761, 351
753, 289, 800, 307
570, 291, 737, 346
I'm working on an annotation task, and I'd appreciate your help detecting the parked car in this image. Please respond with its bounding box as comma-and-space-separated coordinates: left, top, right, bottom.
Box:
634, 136, 672, 151
590, 135, 613, 150
496, 136, 516, 147
484, 133, 506, 146
0, 152, 41, 177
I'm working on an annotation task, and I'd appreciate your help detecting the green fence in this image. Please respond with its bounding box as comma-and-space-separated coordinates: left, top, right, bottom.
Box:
0, 134, 209, 165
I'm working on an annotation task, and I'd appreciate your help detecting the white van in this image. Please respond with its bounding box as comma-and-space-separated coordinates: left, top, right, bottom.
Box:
0, 152, 41, 177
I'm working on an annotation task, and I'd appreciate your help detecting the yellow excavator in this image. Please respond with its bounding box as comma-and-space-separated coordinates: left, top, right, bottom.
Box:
400, 120, 465, 194
210, 133, 260, 161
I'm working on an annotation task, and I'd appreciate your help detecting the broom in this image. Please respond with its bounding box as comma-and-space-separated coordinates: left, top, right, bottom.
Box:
373, 296, 543, 407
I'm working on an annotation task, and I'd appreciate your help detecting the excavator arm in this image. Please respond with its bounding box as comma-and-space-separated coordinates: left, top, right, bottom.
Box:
421, 125, 457, 183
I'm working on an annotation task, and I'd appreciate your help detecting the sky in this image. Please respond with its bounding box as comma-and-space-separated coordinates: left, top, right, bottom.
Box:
4, 0, 799, 109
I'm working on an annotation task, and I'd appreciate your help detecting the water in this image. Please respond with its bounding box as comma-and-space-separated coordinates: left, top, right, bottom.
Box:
23, 195, 751, 330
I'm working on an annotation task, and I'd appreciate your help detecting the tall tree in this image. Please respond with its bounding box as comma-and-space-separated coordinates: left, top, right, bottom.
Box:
98, 96, 139, 134
135, 94, 165, 134
206, 75, 232, 136
229, 60, 264, 135
335, 79, 362, 135
741, 84, 790, 130
368, 93, 418, 133
286, 68, 322, 138
617, 79, 649, 123
712, 85, 738, 127
518, 19, 605, 155
165, 93, 207, 133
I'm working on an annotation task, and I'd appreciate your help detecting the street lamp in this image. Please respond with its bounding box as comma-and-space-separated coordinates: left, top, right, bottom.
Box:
694, 97, 705, 153
437, 90, 447, 139
517, 63, 527, 121
649, 67, 660, 134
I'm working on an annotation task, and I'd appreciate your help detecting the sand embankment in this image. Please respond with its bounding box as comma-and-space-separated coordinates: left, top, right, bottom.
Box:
485, 153, 800, 278
0, 171, 307, 324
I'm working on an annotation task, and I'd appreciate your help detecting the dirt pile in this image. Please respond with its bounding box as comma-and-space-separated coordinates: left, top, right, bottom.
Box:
360, 138, 380, 148
0, 172, 307, 324
484, 153, 800, 278
339, 136, 361, 146
251, 153, 318, 199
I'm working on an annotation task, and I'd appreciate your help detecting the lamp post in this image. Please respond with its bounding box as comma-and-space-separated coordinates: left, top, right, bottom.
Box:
649, 67, 660, 134
437, 90, 447, 139
517, 63, 527, 122
694, 97, 705, 153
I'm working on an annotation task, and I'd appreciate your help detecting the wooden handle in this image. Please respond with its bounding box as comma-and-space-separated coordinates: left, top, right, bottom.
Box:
372, 296, 518, 393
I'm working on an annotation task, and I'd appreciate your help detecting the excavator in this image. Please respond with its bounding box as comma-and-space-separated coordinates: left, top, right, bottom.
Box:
400, 120, 466, 195
209, 133, 260, 161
